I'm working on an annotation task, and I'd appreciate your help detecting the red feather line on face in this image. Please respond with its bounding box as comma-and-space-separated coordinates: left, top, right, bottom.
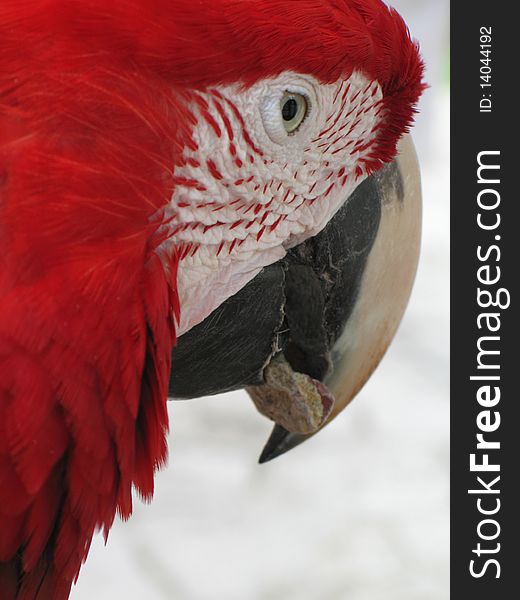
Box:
0, 0, 423, 597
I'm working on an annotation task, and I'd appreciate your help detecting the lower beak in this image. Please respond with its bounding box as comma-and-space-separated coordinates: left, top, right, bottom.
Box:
254, 135, 422, 463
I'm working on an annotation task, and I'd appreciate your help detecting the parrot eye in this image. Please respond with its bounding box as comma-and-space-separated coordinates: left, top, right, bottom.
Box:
281, 92, 308, 134
259, 78, 316, 145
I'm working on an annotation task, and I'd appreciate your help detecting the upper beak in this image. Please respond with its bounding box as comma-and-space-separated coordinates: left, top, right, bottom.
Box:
255, 135, 422, 462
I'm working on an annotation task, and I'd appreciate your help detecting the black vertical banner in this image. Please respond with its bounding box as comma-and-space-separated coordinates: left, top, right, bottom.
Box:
451, 1, 518, 598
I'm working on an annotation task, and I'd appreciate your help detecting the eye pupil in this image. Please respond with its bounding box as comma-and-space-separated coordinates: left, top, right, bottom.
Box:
279, 92, 309, 134
282, 98, 299, 122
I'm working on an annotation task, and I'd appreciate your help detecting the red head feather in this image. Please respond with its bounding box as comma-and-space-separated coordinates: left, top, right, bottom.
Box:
0, 1, 424, 597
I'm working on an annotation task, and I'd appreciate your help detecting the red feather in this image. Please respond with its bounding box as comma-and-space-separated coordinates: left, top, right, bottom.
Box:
1, 1, 423, 597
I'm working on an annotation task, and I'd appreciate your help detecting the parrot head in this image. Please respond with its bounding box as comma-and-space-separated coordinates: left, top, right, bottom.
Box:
160, 0, 424, 455
0, 0, 424, 597
159, 0, 425, 334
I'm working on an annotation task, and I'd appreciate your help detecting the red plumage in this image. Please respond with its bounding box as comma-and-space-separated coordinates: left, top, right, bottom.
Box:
0, 1, 424, 597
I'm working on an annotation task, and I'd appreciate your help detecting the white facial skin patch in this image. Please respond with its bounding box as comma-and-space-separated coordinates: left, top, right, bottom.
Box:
168, 71, 385, 335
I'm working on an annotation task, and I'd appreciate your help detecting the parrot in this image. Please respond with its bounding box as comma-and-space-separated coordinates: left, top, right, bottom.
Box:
0, 0, 425, 598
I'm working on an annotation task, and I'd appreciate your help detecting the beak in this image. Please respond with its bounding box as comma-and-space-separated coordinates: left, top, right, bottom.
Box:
254, 135, 422, 462
169, 136, 422, 464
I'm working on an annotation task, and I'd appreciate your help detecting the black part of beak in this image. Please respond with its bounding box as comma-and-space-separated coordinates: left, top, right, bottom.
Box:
170, 264, 286, 398
258, 425, 309, 464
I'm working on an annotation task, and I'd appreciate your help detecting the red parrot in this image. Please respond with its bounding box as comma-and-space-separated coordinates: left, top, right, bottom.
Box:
0, 1, 424, 597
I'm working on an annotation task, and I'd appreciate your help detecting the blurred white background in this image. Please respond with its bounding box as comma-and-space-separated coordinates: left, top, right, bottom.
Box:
77, 2, 450, 598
